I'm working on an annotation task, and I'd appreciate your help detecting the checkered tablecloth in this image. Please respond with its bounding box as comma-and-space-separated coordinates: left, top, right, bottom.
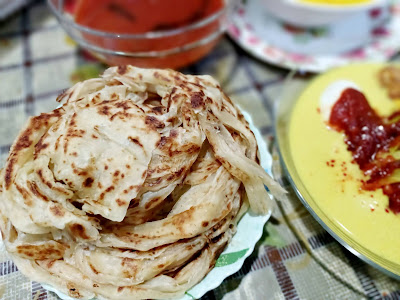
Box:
0, 1, 400, 299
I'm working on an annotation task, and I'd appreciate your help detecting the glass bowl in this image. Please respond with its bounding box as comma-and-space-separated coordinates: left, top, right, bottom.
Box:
47, 0, 237, 69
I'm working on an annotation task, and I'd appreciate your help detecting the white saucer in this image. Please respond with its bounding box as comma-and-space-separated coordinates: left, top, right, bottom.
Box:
228, 0, 400, 72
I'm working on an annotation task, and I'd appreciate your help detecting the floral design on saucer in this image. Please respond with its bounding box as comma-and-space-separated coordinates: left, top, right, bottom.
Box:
228, 0, 400, 73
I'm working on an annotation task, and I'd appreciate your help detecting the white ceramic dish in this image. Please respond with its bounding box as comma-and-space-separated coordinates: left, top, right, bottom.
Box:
262, 0, 387, 27
229, 0, 400, 72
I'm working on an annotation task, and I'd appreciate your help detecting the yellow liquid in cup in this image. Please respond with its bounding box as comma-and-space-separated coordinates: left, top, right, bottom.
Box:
300, 0, 371, 5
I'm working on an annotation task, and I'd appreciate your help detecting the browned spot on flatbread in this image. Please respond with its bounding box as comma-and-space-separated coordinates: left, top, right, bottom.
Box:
16, 243, 64, 260
50, 204, 65, 217
115, 101, 131, 110
202, 221, 209, 227
144, 197, 161, 209
185, 144, 201, 155
99, 186, 115, 201
34, 136, 49, 158
56, 88, 68, 102
28, 181, 49, 202
69, 223, 90, 240
145, 116, 165, 129
170, 129, 178, 138
167, 167, 186, 181
89, 263, 99, 274
98, 105, 111, 116
15, 184, 32, 206
33, 110, 62, 130
172, 94, 181, 103
154, 71, 171, 82
110, 93, 118, 100
166, 207, 195, 233
83, 177, 94, 188
55, 134, 62, 151
151, 106, 165, 115
191, 92, 204, 109
128, 136, 143, 148
116, 199, 127, 206
69, 113, 77, 127
5, 135, 32, 188
66, 128, 86, 138
4, 163, 15, 189
180, 82, 193, 92
117, 65, 128, 75
111, 112, 129, 122
36, 169, 69, 195
67, 282, 82, 298
167, 87, 176, 108
121, 257, 138, 278
106, 186, 115, 193
174, 75, 182, 82
73, 167, 87, 176
157, 132, 200, 157
156, 136, 168, 148
47, 260, 56, 268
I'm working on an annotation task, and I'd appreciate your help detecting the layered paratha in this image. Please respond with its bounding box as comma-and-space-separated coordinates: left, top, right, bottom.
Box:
0, 66, 285, 299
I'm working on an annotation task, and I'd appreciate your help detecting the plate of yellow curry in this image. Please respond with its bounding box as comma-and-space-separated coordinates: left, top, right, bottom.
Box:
276, 63, 400, 278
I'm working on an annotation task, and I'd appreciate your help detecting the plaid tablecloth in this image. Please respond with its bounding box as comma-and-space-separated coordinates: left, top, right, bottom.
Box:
0, 1, 400, 299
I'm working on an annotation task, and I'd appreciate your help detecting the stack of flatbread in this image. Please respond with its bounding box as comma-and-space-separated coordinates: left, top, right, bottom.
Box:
0, 66, 285, 299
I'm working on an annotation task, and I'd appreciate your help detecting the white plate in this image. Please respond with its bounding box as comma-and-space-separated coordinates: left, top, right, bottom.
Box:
42, 110, 273, 300
228, 0, 400, 72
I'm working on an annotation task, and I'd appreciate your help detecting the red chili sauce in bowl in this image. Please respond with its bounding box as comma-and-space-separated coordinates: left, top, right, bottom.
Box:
65, 0, 226, 68
329, 88, 400, 213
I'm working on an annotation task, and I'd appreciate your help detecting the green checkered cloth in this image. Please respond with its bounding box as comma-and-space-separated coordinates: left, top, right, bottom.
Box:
0, 1, 399, 299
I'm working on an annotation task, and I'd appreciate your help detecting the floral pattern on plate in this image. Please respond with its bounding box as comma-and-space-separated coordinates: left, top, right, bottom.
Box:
228, 0, 400, 72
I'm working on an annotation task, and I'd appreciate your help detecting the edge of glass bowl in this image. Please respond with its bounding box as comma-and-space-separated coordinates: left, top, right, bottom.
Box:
60, 24, 225, 57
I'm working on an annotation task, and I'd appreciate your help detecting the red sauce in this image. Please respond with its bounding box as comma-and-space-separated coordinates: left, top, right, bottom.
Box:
75, 0, 222, 34
329, 88, 400, 213
70, 0, 225, 68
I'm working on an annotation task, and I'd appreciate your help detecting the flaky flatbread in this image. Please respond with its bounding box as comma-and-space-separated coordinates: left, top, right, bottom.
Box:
0, 66, 285, 299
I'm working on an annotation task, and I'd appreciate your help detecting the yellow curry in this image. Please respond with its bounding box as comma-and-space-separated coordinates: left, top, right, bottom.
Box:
289, 64, 400, 266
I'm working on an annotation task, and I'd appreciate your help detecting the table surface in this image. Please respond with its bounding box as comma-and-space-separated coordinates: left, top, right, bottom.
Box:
0, 1, 400, 299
